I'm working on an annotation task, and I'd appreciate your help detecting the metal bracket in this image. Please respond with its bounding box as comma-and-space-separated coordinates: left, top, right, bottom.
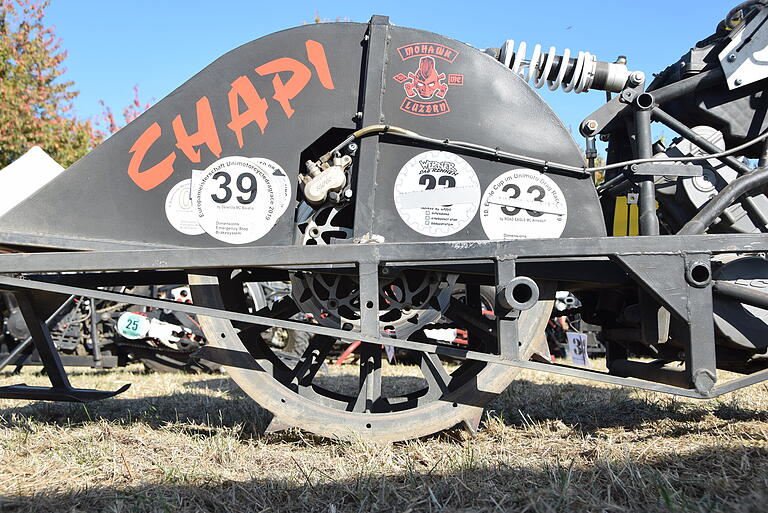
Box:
495, 259, 520, 360
352, 16, 390, 236
630, 163, 703, 177
719, 7, 768, 90
611, 252, 717, 394
0, 292, 129, 402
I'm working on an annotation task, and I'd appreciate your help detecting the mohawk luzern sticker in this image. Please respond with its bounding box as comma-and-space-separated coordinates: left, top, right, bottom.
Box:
194, 156, 289, 244
480, 169, 568, 240
393, 43, 464, 117
394, 150, 480, 237
165, 179, 205, 236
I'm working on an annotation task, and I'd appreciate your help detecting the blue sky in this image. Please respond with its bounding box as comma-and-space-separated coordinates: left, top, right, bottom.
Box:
45, 1, 730, 143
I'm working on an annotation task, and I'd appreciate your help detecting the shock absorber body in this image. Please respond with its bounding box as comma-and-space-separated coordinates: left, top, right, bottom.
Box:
497, 40, 632, 93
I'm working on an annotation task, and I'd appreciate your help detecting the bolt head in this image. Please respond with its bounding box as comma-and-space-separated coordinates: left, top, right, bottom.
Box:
727, 53, 737, 62
735, 78, 743, 86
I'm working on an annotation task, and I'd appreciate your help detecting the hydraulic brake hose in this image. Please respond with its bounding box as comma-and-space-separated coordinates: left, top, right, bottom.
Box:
319, 124, 768, 178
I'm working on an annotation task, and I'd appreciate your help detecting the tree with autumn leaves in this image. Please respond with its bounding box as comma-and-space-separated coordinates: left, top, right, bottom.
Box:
0, 0, 149, 169
0, 0, 95, 168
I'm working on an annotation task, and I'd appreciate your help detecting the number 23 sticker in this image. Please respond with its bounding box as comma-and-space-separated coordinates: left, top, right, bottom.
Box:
195, 156, 288, 244
480, 169, 567, 240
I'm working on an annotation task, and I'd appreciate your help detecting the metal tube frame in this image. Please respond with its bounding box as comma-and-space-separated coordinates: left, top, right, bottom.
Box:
0, 231, 766, 400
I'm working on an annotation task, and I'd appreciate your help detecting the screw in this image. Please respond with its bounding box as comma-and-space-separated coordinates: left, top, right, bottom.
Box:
735, 78, 743, 86
347, 142, 358, 154
354, 112, 363, 120
583, 119, 599, 135
727, 53, 737, 62
343, 189, 353, 199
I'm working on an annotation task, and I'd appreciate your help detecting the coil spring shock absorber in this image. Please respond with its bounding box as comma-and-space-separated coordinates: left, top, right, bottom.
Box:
498, 40, 632, 93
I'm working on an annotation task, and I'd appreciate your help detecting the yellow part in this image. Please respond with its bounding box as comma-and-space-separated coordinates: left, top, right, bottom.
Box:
628, 203, 639, 236
612, 196, 656, 236
613, 196, 629, 236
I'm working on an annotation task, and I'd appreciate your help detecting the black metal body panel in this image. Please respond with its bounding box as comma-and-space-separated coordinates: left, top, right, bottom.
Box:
0, 23, 365, 247
0, 20, 603, 248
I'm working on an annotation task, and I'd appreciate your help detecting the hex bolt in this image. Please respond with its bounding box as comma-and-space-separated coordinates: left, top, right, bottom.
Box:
628, 71, 645, 86
584, 119, 599, 135
727, 53, 736, 63
343, 189, 354, 199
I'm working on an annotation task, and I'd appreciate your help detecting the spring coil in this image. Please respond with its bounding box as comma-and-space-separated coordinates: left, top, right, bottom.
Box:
499, 40, 597, 94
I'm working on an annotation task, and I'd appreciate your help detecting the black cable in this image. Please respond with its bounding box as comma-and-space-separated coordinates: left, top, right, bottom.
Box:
679, 165, 768, 234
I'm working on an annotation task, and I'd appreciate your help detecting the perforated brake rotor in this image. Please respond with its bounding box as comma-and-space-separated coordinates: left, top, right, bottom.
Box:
291, 269, 456, 339
293, 204, 455, 337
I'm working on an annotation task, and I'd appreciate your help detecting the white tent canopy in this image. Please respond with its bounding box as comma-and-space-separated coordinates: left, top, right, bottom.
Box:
0, 146, 65, 219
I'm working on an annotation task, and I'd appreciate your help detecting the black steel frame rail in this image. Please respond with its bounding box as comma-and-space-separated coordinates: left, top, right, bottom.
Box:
0, 271, 760, 401
0, 231, 766, 401
0, 233, 766, 274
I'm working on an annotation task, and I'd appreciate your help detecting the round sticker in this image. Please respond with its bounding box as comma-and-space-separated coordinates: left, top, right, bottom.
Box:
251, 157, 291, 217
393, 150, 480, 237
195, 156, 287, 244
117, 312, 150, 340
165, 179, 205, 236
480, 169, 567, 240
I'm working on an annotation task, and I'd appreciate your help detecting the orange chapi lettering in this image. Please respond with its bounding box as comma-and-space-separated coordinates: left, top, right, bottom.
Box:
305, 40, 335, 90
227, 76, 269, 148
127, 122, 177, 191
255, 57, 311, 118
171, 96, 222, 163
128, 40, 337, 189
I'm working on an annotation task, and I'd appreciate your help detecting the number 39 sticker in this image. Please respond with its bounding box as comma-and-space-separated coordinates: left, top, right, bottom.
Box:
480, 169, 567, 240
195, 156, 289, 244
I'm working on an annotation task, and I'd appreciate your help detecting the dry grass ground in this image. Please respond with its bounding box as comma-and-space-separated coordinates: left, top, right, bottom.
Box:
0, 361, 767, 512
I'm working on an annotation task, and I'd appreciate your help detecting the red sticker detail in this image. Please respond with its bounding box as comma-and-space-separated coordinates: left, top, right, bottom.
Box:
400, 98, 450, 116
397, 43, 459, 63
394, 42, 462, 117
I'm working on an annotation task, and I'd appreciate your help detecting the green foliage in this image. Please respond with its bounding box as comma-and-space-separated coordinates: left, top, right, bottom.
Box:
0, 0, 95, 168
